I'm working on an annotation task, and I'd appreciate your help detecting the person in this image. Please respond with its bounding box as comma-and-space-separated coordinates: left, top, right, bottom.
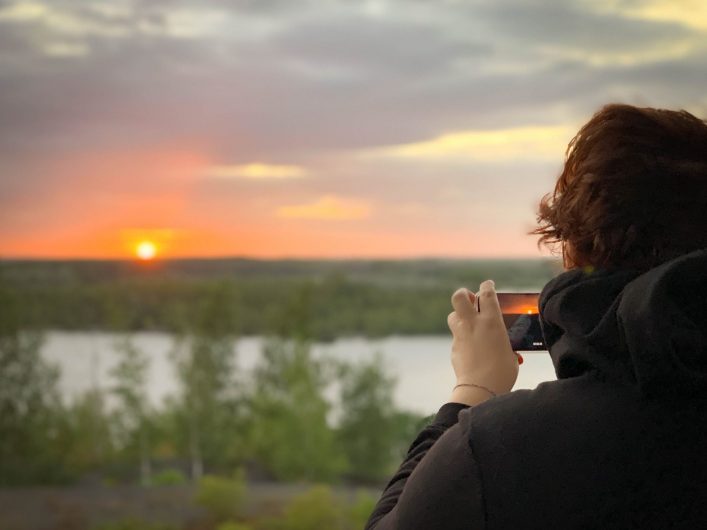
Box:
365, 103, 707, 530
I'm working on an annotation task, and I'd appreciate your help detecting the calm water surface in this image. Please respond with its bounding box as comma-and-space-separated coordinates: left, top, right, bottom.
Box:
42, 332, 557, 415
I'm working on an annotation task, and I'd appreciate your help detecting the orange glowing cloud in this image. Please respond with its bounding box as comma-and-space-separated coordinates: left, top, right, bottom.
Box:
276, 195, 372, 220
206, 163, 308, 179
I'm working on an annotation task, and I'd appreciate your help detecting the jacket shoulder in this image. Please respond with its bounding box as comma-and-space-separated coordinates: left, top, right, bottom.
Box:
460, 371, 707, 530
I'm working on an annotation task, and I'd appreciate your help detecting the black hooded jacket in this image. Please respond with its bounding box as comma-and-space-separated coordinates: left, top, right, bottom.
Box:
366, 248, 707, 530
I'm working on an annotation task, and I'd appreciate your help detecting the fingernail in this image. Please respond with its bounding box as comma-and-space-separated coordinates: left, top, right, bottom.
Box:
517, 353, 524, 365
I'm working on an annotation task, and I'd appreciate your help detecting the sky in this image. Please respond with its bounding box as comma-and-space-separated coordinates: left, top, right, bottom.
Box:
1, 0, 706, 259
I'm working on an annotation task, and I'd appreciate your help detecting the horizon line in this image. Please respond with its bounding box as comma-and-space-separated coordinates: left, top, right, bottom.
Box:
0, 254, 559, 263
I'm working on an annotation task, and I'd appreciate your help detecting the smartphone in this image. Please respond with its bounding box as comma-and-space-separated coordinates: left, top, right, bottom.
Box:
496, 292, 546, 351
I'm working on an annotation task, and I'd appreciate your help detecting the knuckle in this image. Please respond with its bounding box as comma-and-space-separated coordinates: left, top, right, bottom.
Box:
451, 288, 467, 303
480, 308, 499, 321
478, 312, 494, 323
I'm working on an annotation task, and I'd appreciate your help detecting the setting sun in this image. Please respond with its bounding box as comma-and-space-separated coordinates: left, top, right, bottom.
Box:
135, 241, 157, 260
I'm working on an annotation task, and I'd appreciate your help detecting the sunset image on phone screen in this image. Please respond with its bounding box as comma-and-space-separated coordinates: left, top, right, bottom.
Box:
497, 293, 545, 351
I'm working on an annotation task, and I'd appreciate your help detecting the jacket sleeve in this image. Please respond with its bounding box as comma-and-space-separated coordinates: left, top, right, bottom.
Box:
365, 403, 486, 530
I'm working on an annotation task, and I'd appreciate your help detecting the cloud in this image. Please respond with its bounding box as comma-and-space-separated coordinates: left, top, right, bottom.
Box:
0, 0, 46, 21
42, 40, 88, 56
0, 0, 132, 38
601, 0, 707, 31
272, 13, 489, 78
206, 163, 308, 179
462, 0, 703, 67
2, 0, 706, 159
276, 195, 372, 220
365, 124, 577, 162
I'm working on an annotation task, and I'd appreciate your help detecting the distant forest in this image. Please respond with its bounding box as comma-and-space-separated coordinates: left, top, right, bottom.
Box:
1, 258, 562, 339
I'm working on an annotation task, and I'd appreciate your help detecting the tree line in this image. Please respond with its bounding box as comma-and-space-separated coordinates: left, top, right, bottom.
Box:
1, 258, 558, 340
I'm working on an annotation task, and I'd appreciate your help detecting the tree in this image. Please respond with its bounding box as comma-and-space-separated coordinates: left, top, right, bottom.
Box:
111, 335, 152, 485
249, 284, 346, 480
0, 284, 66, 484
336, 354, 398, 482
62, 388, 115, 477
248, 337, 345, 481
170, 283, 241, 480
336, 354, 427, 482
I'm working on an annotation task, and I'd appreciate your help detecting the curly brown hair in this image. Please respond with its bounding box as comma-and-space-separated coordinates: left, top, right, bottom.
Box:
530, 103, 707, 272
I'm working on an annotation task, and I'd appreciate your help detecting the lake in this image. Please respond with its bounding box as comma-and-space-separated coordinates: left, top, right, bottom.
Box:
42, 332, 558, 415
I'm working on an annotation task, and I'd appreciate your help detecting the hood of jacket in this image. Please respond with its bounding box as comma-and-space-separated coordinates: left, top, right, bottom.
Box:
538, 248, 707, 398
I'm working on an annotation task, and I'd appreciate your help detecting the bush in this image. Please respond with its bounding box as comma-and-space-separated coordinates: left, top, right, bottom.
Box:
150, 468, 187, 486
91, 519, 176, 530
194, 471, 247, 522
251, 516, 287, 530
347, 490, 377, 529
280, 485, 348, 530
216, 522, 255, 530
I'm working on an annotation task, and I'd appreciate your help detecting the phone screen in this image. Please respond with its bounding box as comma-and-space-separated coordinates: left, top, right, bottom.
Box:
496, 292, 546, 351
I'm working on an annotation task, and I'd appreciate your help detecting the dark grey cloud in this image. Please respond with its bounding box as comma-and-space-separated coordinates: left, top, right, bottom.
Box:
468, 0, 696, 53
1, 0, 703, 150
272, 14, 490, 77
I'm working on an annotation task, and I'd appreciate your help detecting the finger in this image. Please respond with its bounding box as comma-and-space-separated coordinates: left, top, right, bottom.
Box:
447, 311, 458, 330
467, 289, 477, 310
477, 279, 502, 316
451, 288, 477, 320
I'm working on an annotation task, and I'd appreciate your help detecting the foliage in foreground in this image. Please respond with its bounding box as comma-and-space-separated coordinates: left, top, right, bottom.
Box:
0, 280, 426, 487
195, 472, 247, 523
87, 485, 376, 530
253, 485, 377, 530
92, 520, 177, 530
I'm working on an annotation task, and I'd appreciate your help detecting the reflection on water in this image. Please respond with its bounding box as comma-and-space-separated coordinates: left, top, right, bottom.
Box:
42, 332, 557, 415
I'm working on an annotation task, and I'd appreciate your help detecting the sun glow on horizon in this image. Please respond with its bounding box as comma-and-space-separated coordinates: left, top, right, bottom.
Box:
135, 240, 158, 260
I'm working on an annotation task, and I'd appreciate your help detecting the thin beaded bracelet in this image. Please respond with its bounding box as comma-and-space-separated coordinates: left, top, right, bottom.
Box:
453, 382, 497, 397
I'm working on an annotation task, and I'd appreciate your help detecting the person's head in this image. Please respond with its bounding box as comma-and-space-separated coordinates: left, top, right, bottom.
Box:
531, 103, 707, 273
